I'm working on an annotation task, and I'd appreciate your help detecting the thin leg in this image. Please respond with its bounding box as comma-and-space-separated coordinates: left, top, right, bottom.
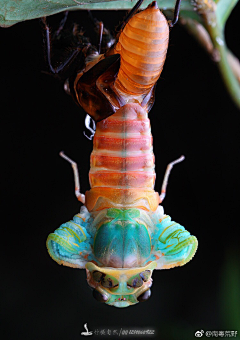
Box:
53, 11, 69, 38
116, 0, 144, 32
88, 10, 115, 52
59, 151, 85, 204
159, 155, 185, 203
41, 17, 55, 74
168, 0, 182, 27
41, 17, 88, 75
98, 21, 104, 54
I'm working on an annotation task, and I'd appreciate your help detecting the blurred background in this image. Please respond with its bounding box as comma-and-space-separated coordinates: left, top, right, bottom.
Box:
1, 3, 240, 339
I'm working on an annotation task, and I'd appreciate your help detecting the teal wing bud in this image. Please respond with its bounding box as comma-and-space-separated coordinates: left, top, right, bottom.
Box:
152, 215, 198, 269
46, 207, 94, 268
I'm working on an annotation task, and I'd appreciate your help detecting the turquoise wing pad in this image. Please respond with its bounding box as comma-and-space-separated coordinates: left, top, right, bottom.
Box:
46, 207, 94, 268
151, 215, 198, 269
46, 206, 198, 270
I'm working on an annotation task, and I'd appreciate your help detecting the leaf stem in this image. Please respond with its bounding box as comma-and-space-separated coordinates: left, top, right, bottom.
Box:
183, 0, 240, 110
206, 18, 240, 109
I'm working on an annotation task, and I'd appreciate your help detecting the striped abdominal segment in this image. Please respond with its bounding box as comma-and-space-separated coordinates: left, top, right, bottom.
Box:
85, 103, 160, 212
93, 135, 152, 153
114, 1, 169, 95
91, 153, 154, 172
89, 171, 155, 188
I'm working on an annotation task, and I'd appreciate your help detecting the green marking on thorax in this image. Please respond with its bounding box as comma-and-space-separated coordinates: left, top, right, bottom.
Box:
106, 208, 140, 221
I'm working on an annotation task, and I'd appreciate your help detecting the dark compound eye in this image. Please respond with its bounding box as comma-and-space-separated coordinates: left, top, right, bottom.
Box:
137, 289, 151, 302
139, 270, 151, 282
127, 276, 143, 288
131, 277, 143, 288
92, 271, 104, 283
92, 271, 118, 288
92, 289, 108, 303
101, 277, 118, 288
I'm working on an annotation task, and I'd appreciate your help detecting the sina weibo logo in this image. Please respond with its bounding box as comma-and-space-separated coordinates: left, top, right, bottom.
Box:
195, 330, 204, 337
81, 323, 93, 336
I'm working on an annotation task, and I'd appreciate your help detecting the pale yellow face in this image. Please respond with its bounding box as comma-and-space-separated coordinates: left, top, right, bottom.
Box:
86, 261, 157, 308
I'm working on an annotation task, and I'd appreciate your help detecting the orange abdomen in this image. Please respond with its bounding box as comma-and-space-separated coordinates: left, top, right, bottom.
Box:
85, 103, 160, 212
114, 2, 169, 95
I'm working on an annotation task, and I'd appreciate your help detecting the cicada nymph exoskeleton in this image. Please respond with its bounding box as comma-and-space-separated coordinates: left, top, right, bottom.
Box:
45, 0, 198, 308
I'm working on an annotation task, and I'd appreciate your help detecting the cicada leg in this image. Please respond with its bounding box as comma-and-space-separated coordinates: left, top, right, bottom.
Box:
159, 155, 185, 203
115, 0, 144, 32
168, 0, 182, 27
53, 11, 69, 39
40, 16, 91, 77
97, 21, 104, 54
87, 10, 115, 53
59, 151, 85, 204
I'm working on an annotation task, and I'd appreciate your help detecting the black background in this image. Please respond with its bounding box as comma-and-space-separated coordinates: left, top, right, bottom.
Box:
1, 3, 240, 340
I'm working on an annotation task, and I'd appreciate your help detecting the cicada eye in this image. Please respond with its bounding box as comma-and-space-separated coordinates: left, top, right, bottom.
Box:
92, 271, 104, 283
92, 289, 108, 303
132, 277, 143, 288
127, 276, 143, 288
101, 275, 119, 288
101, 277, 117, 288
92, 271, 118, 288
139, 270, 151, 282
137, 289, 151, 302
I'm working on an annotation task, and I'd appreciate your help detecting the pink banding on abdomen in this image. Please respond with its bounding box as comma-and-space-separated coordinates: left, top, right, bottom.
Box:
86, 103, 160, 211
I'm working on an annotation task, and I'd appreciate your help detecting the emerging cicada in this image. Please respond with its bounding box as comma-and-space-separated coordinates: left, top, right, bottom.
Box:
44, 0, 198, 308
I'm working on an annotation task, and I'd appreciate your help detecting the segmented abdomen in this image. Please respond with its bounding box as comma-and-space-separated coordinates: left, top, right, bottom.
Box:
114, 1, 169, 95
84, 2, 168, 212
85, 103, 160, 212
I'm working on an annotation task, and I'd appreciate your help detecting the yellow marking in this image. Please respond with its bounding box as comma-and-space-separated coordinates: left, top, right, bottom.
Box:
158, 221, 176, 239
86, 261, 157, 280
159, 215, 168, 223
71, 222, 86, 237
75, 214, 86, 222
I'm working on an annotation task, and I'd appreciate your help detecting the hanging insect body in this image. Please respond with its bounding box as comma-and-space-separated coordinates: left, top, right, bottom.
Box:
44, 0, 198, 308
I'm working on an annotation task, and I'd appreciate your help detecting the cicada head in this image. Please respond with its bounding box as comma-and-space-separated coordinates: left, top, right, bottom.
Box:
86, 261, 157, 308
